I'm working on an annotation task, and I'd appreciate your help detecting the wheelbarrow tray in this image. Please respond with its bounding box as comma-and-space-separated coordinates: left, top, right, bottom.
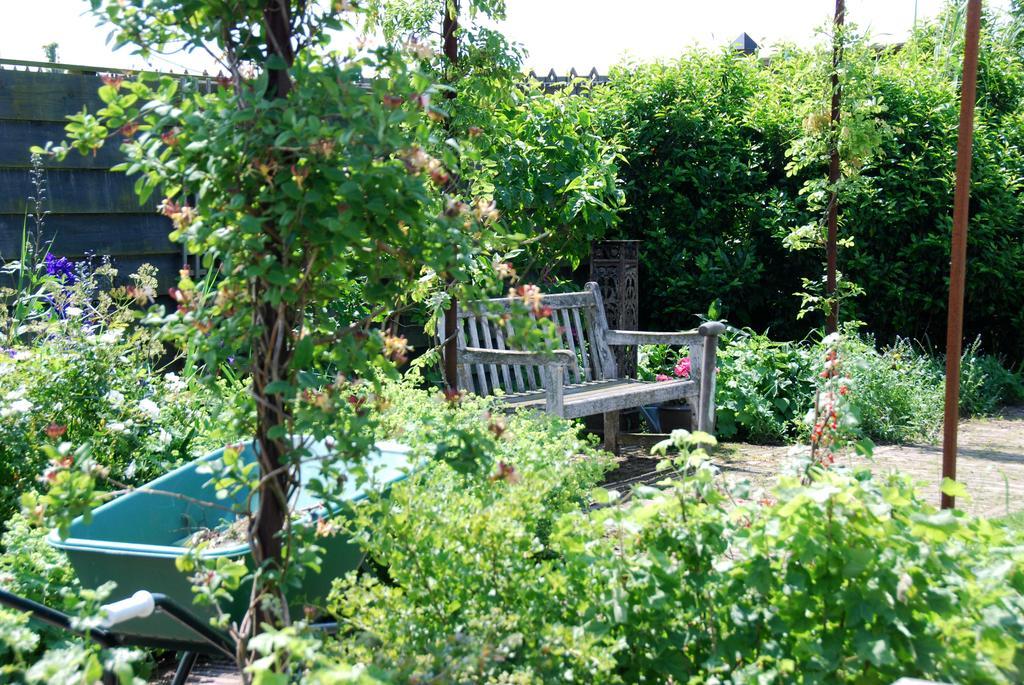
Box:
48, 439, 411, 648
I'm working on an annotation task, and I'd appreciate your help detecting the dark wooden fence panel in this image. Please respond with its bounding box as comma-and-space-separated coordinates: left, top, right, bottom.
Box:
0, 169, 158, 214
0, 214, 174, 258
0, 63, 178, 291
0, 70, 105, 122
0, 120, 122, 169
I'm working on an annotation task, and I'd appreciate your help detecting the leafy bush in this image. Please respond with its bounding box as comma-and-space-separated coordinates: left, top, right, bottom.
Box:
591, 17, 1024, 364
715, 331, 817, 443
0, 513, 76, 609
323, 379, 614, 682
959, 338, 1024, 416
310, 431, 1024, 684
841, 336, 945, 444
592, 52, 809, 333
457, 80, 625, 274
0, 260, 241, 523
714, 330, 1019, 444
0, 514, 149, 683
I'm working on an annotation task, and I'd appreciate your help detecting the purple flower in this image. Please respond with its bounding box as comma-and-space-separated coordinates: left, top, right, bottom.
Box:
45, 254, 77, 285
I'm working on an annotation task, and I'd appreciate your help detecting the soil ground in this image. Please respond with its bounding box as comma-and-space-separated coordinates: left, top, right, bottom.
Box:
603, 406, 1024, 518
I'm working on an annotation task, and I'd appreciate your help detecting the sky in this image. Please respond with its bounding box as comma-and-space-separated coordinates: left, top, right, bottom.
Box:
0, 0, 1013, 75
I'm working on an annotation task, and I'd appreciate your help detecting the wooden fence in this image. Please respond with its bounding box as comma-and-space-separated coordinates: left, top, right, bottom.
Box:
0, 59, 614, 292
0, 60, 181, 290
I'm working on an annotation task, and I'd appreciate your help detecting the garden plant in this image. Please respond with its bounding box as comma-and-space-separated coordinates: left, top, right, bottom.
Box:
0, 0, 1023, 683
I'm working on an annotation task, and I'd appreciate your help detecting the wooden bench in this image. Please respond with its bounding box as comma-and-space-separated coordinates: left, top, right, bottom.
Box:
440, 282, 725, 453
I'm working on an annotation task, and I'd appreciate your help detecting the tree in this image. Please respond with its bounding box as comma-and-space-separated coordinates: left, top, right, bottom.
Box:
781, 19, 887, 328
41, 0, 509, 676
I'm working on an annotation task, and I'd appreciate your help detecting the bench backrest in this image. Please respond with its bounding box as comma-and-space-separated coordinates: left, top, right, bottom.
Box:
441, 282, 619, 396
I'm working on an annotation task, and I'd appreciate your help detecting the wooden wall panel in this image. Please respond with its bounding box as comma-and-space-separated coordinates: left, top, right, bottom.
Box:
0, 120, 122, 169
0, 214, 175, 259
0, 67, 180, 294
0, 70, 104, 122
0, 169, 157, 214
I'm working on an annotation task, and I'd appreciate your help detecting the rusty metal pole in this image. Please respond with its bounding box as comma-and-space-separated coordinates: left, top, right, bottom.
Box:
942, 0, 983, 510
825, 0, 845, 334
441, 1, 460, 391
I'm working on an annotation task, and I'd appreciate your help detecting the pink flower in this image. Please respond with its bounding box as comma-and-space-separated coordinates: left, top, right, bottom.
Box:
655, 373, 670, 382
673, 357, 691, 378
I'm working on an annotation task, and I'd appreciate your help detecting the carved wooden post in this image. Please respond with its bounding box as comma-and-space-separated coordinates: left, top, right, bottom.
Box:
589, 240, 639, 377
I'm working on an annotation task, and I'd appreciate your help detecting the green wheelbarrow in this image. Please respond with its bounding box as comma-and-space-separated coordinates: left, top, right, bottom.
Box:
0, 439, 411, 684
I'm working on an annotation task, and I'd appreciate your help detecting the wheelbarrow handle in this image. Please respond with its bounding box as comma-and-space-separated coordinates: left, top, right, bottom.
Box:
101, 591, 155, 628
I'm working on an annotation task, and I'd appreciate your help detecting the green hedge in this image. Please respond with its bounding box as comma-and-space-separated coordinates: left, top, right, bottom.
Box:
591, 22, 1024, 363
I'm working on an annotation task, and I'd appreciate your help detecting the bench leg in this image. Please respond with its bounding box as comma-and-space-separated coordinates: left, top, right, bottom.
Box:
603, 411, 620, 454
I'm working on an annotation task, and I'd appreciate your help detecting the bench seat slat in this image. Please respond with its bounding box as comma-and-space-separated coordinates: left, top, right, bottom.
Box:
558, 307, 582, 385
570, 306, 593, 382
501, 378, 698, 420
466, 315, 488, 394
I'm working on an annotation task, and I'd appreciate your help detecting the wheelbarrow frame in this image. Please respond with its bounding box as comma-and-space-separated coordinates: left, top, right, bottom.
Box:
0, 586, 246, 684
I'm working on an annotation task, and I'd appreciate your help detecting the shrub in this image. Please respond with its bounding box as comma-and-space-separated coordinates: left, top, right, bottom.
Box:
325, 379, 614, 683
959, 338, 1024, 416
714, 331, 1018, 445
592, 52, 810, 335
311, 431, 1024, 684
0, 514, 149, 682
842, 336, 945, 444
0, 261, 241, 523
715, 330, 818, 443
591, 19, 1024, 364
601, 443, 1024, 684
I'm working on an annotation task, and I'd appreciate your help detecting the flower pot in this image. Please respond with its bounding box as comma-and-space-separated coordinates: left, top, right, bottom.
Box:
658, 404, 693, 432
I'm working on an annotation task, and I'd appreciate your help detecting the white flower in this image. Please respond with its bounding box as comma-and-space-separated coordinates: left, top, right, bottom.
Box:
1, 398, 33, 417
106, 390, 125, 407
107, 421, 126, 433
4, 387, 26, 401
138, 398, 160, 419
158, 429, 173, 446
65, 306, 84, 318
11, 350, 30, 361
165, 373, 187, 393
123, 460, 137, 479
100, 328, 124, 345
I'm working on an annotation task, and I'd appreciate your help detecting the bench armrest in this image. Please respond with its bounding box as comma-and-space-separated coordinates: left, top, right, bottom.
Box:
461, 347, 570, 417
605, 321, 726, 346
461, 347, 574, 367
605, 330, 701, 346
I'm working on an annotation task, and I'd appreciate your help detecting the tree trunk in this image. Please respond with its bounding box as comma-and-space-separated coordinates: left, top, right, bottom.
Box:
245, 0, 296, 638
441, 0, 460, 391
826, 0, 845, 333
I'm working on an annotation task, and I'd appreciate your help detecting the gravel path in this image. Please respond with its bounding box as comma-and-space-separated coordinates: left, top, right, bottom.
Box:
605, 406, 1024, 518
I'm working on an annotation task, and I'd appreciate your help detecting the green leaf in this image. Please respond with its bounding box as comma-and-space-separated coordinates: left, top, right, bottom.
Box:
292, 335, 314, 369
940, 478, 968, 499
264, 380, 292, 395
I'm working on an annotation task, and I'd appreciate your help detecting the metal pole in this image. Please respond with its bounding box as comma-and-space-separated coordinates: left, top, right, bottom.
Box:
941, 0, 983, 510
826, 0, 845, 334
